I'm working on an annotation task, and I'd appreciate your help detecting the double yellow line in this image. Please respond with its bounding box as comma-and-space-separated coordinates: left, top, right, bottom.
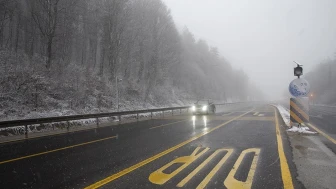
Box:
84, 110, 254, 189
85, 107, 294, 189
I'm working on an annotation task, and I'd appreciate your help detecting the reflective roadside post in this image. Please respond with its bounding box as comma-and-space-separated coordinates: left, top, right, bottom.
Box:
289, 61, 310, 128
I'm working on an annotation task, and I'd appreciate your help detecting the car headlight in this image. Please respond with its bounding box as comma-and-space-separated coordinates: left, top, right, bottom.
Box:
191, 106, 196, 111
202, 105, 207, 111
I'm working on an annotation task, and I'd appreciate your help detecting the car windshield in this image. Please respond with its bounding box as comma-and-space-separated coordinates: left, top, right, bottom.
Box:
196, 100, 209, 105
0, 0, 335, 189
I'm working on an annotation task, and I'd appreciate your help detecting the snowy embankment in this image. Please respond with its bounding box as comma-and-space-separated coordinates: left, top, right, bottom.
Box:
286, 126, 316, 134
0, 109, 175, 137
274, 104, 317, 134
276, 105, 291, 127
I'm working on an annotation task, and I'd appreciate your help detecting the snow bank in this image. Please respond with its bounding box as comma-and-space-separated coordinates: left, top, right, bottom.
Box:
276, 104, 291, 127
287, 126, 317, 134
274, 104, 317, 134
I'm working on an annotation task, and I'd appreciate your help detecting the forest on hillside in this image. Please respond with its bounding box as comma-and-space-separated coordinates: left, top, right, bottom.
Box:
0, 0, 261, 120
305, 58, 336, 105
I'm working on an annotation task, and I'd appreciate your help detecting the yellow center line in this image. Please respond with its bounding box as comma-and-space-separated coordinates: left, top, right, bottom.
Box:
0, 135, 117, 165
274, 107, 294, 189
84, 109, 254, 189
149, 119, 188, 129
308, 123, 336, 144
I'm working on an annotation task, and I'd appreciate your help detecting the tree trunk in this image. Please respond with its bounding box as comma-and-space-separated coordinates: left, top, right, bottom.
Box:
30, 28, 35, 58
137, 42, 144, 83
15, 12, 21, 53
46, 37, 53, 69
99, 48, 105, 76
6, 14, 13, 48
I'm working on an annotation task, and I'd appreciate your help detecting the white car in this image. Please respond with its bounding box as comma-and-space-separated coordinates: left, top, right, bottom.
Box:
191, 100, 216, 115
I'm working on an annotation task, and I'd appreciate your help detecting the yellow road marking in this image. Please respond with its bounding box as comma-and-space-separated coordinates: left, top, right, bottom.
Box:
149, 147, 209, 185
84, 109, 254, 189
253, 112, 259, 116
274, 107, 294, 189
308, 123, 336, 144
149, 120, 188, 129
0, 135, 117, 165
196, 149, 234, 189
176, 148, 232, 188
224, 148, 260, 189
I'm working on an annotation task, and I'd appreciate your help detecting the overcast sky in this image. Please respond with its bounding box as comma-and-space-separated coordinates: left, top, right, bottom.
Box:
162, 0, 336, 100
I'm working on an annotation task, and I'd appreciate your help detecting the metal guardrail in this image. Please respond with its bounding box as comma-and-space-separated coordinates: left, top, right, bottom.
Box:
0, 106, 190, 128
0, 106, 191, 138
0, 101, 260, 138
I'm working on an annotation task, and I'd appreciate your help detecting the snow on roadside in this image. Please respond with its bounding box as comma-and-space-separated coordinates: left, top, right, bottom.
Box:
287, 126, 317, 134
0, 108, 185, 137
0, 118, 103, 137
276, 104, 291, 127
274, 104, 317, 134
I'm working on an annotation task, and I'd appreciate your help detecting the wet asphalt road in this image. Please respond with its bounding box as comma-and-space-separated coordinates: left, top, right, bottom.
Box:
308, 109, 336, 153
0, 104, 299, 189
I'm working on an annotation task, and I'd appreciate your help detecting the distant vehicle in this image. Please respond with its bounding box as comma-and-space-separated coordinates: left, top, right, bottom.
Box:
191, 100, 216, 115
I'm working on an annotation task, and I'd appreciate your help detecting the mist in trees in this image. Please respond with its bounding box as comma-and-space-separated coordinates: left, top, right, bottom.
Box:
305, 58, 336, 105
0, 0, 259, 119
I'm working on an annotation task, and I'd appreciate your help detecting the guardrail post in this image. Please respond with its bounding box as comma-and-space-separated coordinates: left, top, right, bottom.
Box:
162, 111, 164, 117
25, 125, 28, 138
137, 113, 139, 121
118, 115, 121, 124
172, 110, 173, 116
67, 121, 70, 131
96, 118, 99, 127
151, 112, 153, 119
180, 109, 182, 114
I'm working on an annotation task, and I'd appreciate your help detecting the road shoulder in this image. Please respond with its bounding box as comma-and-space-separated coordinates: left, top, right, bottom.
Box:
288, 133, 336, 189
275, 105, 336, 189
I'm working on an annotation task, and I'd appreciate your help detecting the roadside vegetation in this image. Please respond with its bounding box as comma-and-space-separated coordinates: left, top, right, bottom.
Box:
306, 58, 336, 105
0, 0, 262, 121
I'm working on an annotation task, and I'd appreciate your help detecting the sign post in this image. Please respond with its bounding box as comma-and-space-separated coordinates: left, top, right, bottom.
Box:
289, 78, 310, 97
289, 62, 310, 127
